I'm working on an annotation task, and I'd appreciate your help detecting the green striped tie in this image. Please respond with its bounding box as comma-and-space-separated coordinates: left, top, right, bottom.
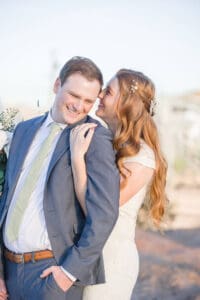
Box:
6, 122, 61, 242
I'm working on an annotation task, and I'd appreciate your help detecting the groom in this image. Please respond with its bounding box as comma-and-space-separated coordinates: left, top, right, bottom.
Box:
0, 56, 119, 300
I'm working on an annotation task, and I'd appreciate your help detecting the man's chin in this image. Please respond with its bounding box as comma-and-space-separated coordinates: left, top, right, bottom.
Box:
65, 115, 87, 125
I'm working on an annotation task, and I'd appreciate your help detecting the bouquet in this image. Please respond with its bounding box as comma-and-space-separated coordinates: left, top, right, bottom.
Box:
0, 107, 19, 194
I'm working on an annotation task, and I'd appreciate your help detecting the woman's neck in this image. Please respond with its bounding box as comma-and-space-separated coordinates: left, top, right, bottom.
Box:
107, 120, 118, 135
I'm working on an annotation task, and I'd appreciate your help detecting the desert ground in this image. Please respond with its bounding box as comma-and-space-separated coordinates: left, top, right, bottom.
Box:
132, 187, 200, 300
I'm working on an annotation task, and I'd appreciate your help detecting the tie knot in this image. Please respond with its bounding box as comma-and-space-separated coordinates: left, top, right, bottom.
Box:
49, 122, 62, 134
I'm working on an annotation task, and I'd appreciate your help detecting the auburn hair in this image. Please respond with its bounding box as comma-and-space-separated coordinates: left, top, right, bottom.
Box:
113, 69, 168, 224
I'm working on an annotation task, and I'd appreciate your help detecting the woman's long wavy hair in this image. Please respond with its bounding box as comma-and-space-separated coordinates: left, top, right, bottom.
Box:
113, 69, 168, 224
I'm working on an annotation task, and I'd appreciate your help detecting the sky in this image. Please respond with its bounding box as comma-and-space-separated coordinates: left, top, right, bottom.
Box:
0, 0, 200, 108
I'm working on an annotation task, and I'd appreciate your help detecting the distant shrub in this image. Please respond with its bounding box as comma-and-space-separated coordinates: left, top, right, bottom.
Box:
173, 157, 187, 173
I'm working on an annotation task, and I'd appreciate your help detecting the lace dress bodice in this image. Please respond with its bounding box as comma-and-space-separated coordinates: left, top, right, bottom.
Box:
116, 140, 156, 239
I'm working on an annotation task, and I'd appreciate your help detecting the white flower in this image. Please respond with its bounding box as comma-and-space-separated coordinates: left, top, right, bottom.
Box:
4, 131, 13, 156
0, 129, 8, 150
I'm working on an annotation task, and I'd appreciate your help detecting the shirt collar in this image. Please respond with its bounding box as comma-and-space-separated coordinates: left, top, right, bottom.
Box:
44, 111, 89, 130
44, 111, 67, 130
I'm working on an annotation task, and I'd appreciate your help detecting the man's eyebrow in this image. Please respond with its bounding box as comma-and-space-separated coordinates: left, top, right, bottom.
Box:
68, 90, 81, 98
69, 90, 96, 102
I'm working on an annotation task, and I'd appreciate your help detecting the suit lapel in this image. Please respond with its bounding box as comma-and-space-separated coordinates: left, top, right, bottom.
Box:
8, 115, 47, 201
45, 115, 89, 181
15, 116, 47, 175
9, 115, 93, 199
46, 127, 70, 181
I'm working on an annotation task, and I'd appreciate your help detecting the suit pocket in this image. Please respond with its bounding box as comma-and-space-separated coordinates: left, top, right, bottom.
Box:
46, 274, 66, 295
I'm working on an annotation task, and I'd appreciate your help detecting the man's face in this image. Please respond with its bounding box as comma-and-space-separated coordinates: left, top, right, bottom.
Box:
52, 73, 101, 124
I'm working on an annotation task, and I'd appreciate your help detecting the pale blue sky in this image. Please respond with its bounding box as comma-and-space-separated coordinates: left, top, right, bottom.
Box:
0, 0, 200, 107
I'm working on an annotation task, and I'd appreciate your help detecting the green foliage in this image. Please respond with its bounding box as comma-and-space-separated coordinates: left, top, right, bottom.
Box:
0, 150, 7, 194
173, 157, 187, 173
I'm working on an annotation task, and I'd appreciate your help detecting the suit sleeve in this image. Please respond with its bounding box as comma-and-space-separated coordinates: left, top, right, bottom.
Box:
62, 126, 120, 283
0, 127, 17, 278
0, 124, 21, 278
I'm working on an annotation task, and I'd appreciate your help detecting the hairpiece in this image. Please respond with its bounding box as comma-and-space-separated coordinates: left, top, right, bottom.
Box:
130, 79, 138, 94
150, 99, 157, 116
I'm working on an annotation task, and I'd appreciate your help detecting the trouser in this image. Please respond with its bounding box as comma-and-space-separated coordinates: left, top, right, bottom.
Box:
4, 256, 84, 300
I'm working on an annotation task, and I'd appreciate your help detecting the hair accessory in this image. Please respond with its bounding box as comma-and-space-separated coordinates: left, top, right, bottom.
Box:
130, 79, 138, 93
150, 99, 157, 116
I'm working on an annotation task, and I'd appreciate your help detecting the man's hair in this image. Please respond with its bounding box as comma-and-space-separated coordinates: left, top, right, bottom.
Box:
59, 56, 103, 86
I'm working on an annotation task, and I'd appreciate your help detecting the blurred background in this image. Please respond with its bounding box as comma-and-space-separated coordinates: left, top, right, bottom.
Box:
0, 0, 200, 298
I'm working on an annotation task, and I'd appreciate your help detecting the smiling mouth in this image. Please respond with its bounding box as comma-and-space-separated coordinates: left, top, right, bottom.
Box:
67, 106, 80, 116
98, 104, 104, 109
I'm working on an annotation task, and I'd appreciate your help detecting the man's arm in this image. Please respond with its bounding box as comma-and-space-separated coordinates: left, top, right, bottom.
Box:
62, 125, 120, 284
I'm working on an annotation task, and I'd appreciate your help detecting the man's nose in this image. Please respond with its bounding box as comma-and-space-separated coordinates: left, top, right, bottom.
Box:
98, 90, 104, 99
74, 99, 83, 112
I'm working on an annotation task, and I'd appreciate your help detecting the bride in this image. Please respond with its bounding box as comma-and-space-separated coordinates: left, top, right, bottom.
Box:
70, 69, 168, 299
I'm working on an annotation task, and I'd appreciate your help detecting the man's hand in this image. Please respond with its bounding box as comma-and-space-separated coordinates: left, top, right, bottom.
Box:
40, 266, 73, 292
0, 278, 8, 300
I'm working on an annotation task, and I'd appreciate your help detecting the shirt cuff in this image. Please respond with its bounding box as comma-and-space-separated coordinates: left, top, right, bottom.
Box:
60, 266, 76, 282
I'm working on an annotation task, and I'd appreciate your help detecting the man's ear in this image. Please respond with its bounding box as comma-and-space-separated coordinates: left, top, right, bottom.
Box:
53, 78, 61, 93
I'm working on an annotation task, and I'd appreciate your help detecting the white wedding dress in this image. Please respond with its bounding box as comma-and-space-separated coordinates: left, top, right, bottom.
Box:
83, 141, 155, 300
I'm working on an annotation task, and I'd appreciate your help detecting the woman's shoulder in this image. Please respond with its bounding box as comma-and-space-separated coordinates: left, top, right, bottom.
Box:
123, 140, 156, 169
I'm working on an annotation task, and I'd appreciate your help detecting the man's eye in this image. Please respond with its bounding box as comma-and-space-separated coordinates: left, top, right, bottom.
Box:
70, 93, 78, 99
86, 100, 94, 104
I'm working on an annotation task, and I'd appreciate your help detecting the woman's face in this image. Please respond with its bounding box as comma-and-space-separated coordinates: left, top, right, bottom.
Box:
96, 77, 120, 125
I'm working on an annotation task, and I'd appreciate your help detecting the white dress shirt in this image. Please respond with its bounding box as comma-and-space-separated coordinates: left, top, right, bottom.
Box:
4, 113, 76, 281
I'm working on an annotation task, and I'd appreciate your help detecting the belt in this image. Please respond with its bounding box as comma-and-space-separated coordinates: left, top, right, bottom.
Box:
4, 248, 54, 264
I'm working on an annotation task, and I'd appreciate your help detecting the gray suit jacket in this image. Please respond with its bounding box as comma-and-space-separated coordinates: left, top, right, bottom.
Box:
0, 113, 119, 286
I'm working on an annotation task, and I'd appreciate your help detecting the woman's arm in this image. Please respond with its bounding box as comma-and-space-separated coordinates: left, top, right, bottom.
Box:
70, 154, 87, 214
70, 123, 97, 214
70, 123, 155, 210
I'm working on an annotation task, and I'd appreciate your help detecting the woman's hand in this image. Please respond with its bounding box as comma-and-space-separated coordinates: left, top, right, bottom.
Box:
70, 123, 97, 159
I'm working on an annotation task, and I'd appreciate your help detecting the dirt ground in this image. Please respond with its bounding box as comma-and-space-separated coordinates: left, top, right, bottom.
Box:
131, 187, 200, 300
132, 228, 200, 300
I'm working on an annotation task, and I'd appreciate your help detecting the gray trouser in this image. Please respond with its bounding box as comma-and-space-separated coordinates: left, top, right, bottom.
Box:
4, 256, 83, 300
